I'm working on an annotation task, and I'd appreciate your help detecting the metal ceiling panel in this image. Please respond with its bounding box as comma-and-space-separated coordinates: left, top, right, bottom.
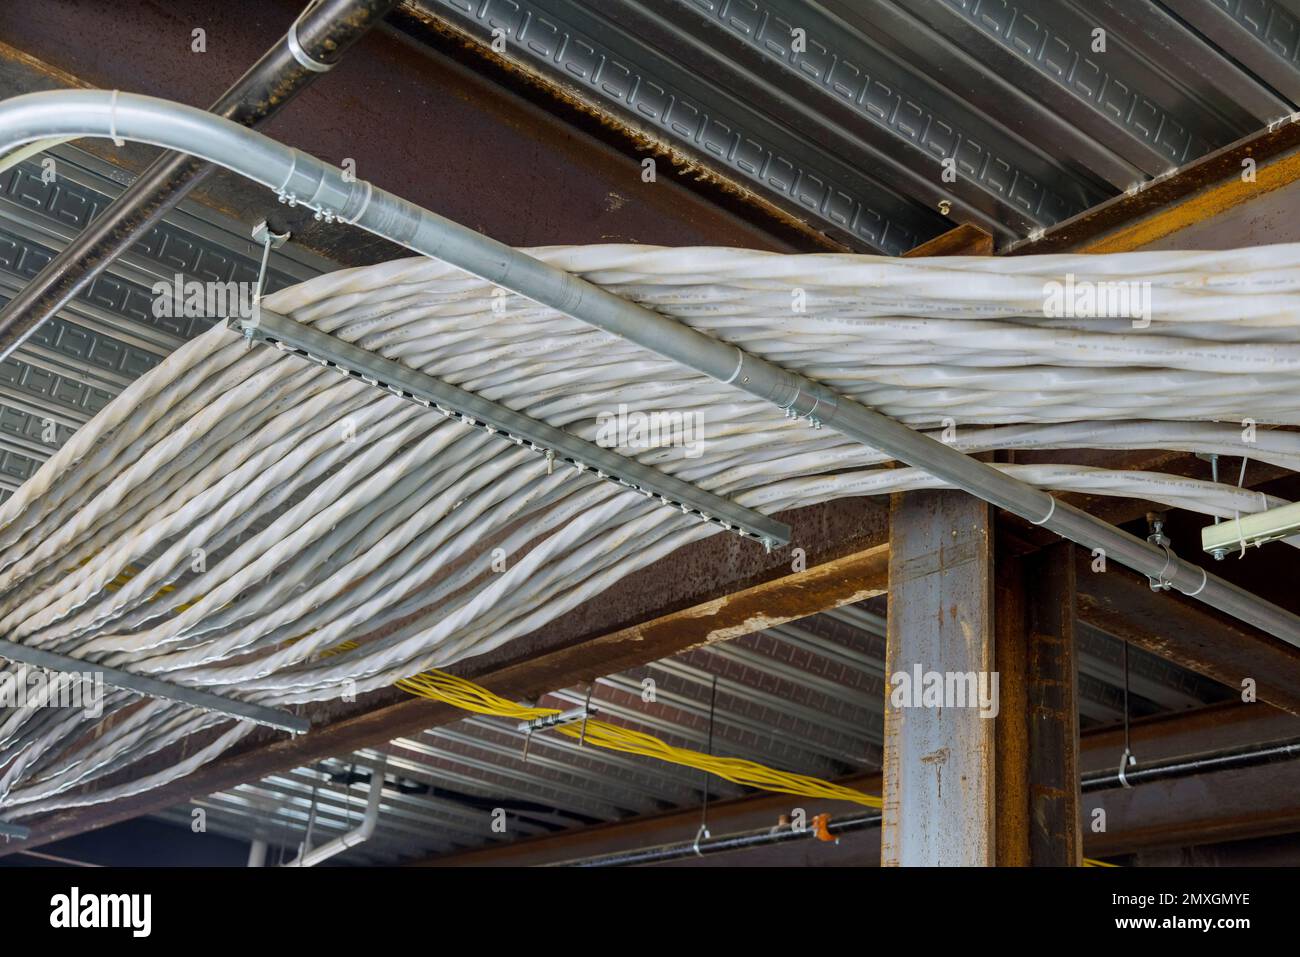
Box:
421, 0, 953, 252
886, 0, 1285, 176
421, 0, 1299, 250
1161, 0, 1300, 103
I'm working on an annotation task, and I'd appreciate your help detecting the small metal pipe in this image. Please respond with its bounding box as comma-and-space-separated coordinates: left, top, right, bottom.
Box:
283, 759, 385, 867
0, 0, 398, 362
552, 812, 883, 867
1081, 738, 1300, 792
2, 90, 1298, 647
558, 737, 1300, 866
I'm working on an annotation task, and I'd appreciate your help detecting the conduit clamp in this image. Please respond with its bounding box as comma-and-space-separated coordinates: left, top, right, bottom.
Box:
692, 824, 711, 856
1145, 513, 1175, 592
1117, 748, 1137, 789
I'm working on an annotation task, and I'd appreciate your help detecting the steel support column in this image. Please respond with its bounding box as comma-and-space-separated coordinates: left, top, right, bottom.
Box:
995, 541, 1082, 865
882, 490, 995, 866
1027, 543, 1082, 864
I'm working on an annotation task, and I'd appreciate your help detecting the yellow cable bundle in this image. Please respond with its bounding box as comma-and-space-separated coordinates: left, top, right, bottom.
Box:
375, 648, 1116, 862
396, 668, 881, 809
557, 720, 881, 808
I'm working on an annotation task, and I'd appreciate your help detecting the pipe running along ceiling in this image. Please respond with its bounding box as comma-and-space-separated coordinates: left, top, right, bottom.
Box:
0, 92, 1299, 821
3, 241, 1299, 819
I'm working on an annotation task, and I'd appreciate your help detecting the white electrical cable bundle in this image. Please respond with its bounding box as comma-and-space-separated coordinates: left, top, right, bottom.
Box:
1, 242, 1297, 819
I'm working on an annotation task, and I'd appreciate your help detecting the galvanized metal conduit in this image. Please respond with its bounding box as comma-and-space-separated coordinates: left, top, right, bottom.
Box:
0, 0, 398, 362
1080, 737, 1300, 792
0, 91, 1297, 647
560, 737, 1300, 866
553, 812, 883, 867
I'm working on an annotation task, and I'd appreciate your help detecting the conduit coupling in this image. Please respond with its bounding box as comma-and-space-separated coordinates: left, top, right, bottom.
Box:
728, 350, 839, 427
2, 90, 1294, 648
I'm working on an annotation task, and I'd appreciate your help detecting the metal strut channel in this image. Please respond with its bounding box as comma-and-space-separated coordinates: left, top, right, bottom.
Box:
0, 638, 310, 734
230, 310, 791, 548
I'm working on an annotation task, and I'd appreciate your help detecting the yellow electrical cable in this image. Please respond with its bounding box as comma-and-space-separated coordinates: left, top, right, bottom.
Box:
73, 564, 1118, 859
394, 667, 881, 809
396, 668, 1121, 864
339, 643, 1117, 863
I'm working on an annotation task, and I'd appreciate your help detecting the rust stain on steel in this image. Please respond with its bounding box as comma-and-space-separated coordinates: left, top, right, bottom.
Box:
0, 39, 90, 89
1081, 149, 1300, 253
904, 222, 994, 257
484, 541, 890, 690
0, 0, 808, 253
464, 497, 889, 679
994, 550, 1031, 866
1074, 550, 1300, 716
883, 490, 995, 866
393, 2, 846, 253
1022, 541, 1082, 866
920, 747, 950, 765
1010, 115, 1300, 255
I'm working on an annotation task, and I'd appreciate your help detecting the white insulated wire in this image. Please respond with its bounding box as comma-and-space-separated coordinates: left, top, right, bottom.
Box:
2, 242, 1299, 817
